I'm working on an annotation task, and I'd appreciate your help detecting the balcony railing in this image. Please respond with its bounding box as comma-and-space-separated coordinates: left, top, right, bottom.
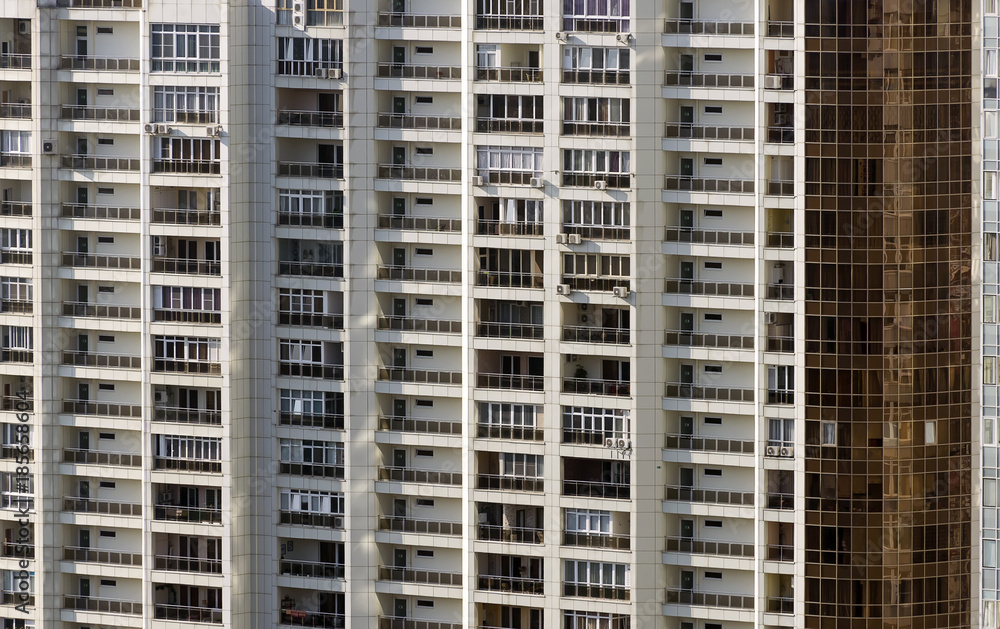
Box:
155, 457, 222, 473
279, 411, 342, 430
766, 231, 794, 248
766, 284, 794, 300
278, 211, 341, 228
0, 444, 31, 461
280, 312, 344, 329
378, 415, 462, 435
63, 448, 141, 467
663, 176, 754, 194
475, 67, 542, 82
766, 180, 795, 195
563, 16, 629, 32
0, 349, 32, 363
767, 390, 793, 405
281, 609, 346, 628
63, 546, 142, 566
562, 277, 630, 293
560, 428, 628, 446
562, 121, 630, 137
1, 202, 31, 217
664, 485, 754, 506
377, 214, 461, 232
69, 0, 143, 6
279, 261, 344, 278
155, 504, 223, 524
378, 516, 462, 536
563, 326, 630, 345
279, 460, 343, 478
563, 531, 630, 550
476, 424, 543, 441
0, 104, 30, 119
663, 330, 753, 350
153, 604, 222, 624
155, 406, 223, 425
767, 597, 794, 614
376, 63, 461, 80
379, 565, 462, 586
279, 511, 343, 529
476, 219, 544, 236
154, 358, 222, 375
377, 466, 462, 485
62, 351, 141, 370
278, 162, 343, 179
477, 118, 544, 134
0, 54, 30, 70
476, 474, 544, 492
564, 378, 630, 397
663, 19, 754, 35
61, 56, 140, 71
663, 278, 754, 298
476, 322, 543, 340
377, 164, 462, 181
475, 14, 543, 30
562, 69, 629, 85
767, 544, 794, 561
279, 559, 344, 579
562, 173, 630, 188
2, 542, 34, 559
0, 300, 31, 314
475, 271, 544, 288
152, 258, 221, 275
376, 266, 461, 283
664, 382, 754, 402
154, 555, 223, 573
378, 112, 461, 131
767, 493, 794, 510
563, 224, 630, 241
767, 21, 795, 37
563, 480, 629, 500
665, 536, 754, 557
65, 596, 141, 615
62, 203, 140, 221
0, 154, 30, 168
61, 154, 140, 171
278, 363, 343, 379
63, 496, 142, 516
663, 227, 754, 245
477, 373, 544, 391
377, 12, 462, 27
478, 170, 540, 185
377, 368, 462, 385
563, 583, 629, 601
477, 574, 543, 594
62, 252, 141, 270
663, 71, 754, 89
767, 126, 795, 143
664, 588, 753, 609
154, 308, 222, 324
153, 208, 222, 225
478, 524, 543, 544
766, 336, 794, 353
377, 316, 461, 334
664, 433, 754, 455
764, 73, 794, 90
154, 158, 222, 175
277, 110, 344, 128
61, 105, 140, 121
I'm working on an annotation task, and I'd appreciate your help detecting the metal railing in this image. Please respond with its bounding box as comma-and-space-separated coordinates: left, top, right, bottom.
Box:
153, 159, 221, 175
69, 0, 143, 6
475, 14, 543, 30
663, 278, 754, 297
62, 203, 140, 220
475, 67, 542, 82
279, 411, 343, 430
377, 214, 461, 232
278, 211, 341, 228
563, 531, 630, 550
378, 112, 462, 130
0, 54, 30, 70
0, 104, 30, 119
475, 271, 544, 288
279, 312, 344, 329
279, 261, 344, 278
63, 448, 141, 467
63, 496, 142, 516
663, 433, 754, 455
665, 536, 754, 557
767, 126, 795, 143
0, 349, 32, 363
562, 16, 629, 32
277, 110, 344, 128
154, 308, 223, 324
562, 173, 630, 188
663, 122, 753, 141
562, 69, 629, 85
65, 596, 142, 615
376, 63, 462, 80
61, 154, 140, 171
767, 492, 794, 510
663, 227, 754, 245
767, 544, 794, 561
767, 21, 795, 37
477, 574, 543, 594
280, 609, 346, 628
154, 554, 223, 573
562, 120, 629, 137
663, 19, 754, 35
766, 284, 794, 300
563, 583, 629, 601
152, 258, 221, 275
477, 524, 543, 544
663, 176, 754, 194
479, 170, 540, 185
563, 326, 630, 345
476, 322, 543, 340
61, 105, 140, 121
766, 336, 794, 353
767, 596, 794, 614
664, 588, 754, 609
377, 266, 461, 283
476, 219, 543, 236
278, 363, 343, 379
766, 231, 794, 248
153, 604, 222, 624
476, 373, 544, 391
279, 559, 344, 579
560, 429, 627, 446
1, 202, 31, 217
279, 510, 343, 529
476, 424, 543, 441
766, 180, 795, 195
664, 71, 754, 88
664, 382, 755, 402
664, 485, 754, 506
155, 457, 222, 473
153, 358, 223, 375
377, 368, 462, 385
563, 480, 629, 500
663, 330, 753, 350
377, 316, 461, 334
564, 378, 630, 397
59, 56, 140, 71
155, 504, 223, 524
0, 154, 30, 168
561, 276, 630, 293
378, 516, 462, 536
278, 162, 343, 179
379, 565, 462, 586
279, 461, 344, 479
764, 73, 794, 90
153, 207, 222, 225
477, 118, 544, 134
64, 546, 138, 566
0, 300, 31, 314
378, 415, 462, 435
62, 351, 141, 369
476, 474, 544, 492
563, 224, 630, 240
155, 407, 223, 425
378, 12, 461, 27
62, 251, 141, 270
377, 466, 462, 485
767, 390, 794, 405
377, 164, 462, 181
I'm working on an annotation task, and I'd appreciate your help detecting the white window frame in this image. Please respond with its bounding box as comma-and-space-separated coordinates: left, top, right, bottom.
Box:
154, 287, 221, 312
151, 24, 221, 73
279, 339, 323, 365
153, 86, 220, 123
279, 389, 329, 415
564, 201, 630, 228
277, 37, 344, 76
479, 402, 538, 427
499, 452, 543, 478
562, 149, 631, 175
278, 189, 343, 217
155, 435, 222, 461
565, 508, 611, 534
476, 146, 544, 177
561, 406, 630, 438
279, 439, 344, 465
0, 326, 31, 351
563, 559, 630, 588
0, 277, 31, 302
279, 489, 344, 515
0, 131, 30, 155
562, 46, 629, 72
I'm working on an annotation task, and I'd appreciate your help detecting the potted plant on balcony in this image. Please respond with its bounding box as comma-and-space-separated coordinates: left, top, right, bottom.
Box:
574, 363, 588, 379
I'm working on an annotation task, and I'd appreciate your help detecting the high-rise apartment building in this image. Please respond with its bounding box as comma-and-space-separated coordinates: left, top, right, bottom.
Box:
0, 0, 983, 628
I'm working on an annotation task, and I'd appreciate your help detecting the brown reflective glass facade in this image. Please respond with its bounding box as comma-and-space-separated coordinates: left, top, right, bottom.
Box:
803, 1, 974, 627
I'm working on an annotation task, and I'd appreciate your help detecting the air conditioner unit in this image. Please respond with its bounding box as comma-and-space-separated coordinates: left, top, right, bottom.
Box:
41, 139, 56, 154
555, 31, 568, 41
604, 438, 615, 448
594, 180, 608, 190
529, 177, 543, 187
616, 32, 632, 44
143, 123, 154, 134
472, 176, 484, 186
293, 14, 305, 27
567, 233, 582, 245
207, 126, 218, 137
615, 438, 628, 448
555, 233, 568, 244
613, 286, 630, 299
764, 75, 782, 89
315, 68, 329, 79
153, 390, 165, 404
17, 21, 28, 35
765, 445, 778, 457
292, 0, 305, 11
556, 284, 572, 296
764, 312, 777, 324
328, 68, 342, 79
780, 446, 793, 457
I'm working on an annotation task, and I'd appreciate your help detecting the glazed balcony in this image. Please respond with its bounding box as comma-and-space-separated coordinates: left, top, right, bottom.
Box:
0, 104, 30, 119
476, 474, 544, 493
377, 516, 462, 536
376, 315, 461, 334
377, 112, 462, 131
663, 226, 754, 246
664, 588, 753, 610
151, 257, 221, 276
475, 271, 544, 289
476, 219, 543, 236
563, 530, 630, 550
562, 172, 630, 189
62, 350, 141, 370
476, 321, 544, 340
64, 596, 141, 616
377, 12, 461, 28
376, 266, 461, 283
153, 308, 222, 324
154, 406, 223, 425
153, 604, 222, 624
379, 565, 462, 586
562, 120, 629, 138
663, 175, 754, 194
0, 299, 30, 314
0, 542, 33, 559
61, 154, 140, 171
62, 203, 140, 221
663, 433, 754, 455
60, 56, 139, 72
476, 423, 543, 441
663, 71, 754, 89
664, 382, 754, 402
376, 214, 461, 232
562, 68, 629, 85
563, 223, 630, 241
1, 202, 31, 217
0, 154, 30, 168
377, 466, 462, 485
767, 21, 795, 37
280, 410, 342, 430
277, 162, 343, 179
279, 559, 344, 580
664, 536, 754, 558
476, 117, 543, 134
767, 126, 795, 144
475, 13, 543, 30
0, 250, 29, 266
476, 373, 544, 392
63, 496, 142, 517
663, 18, 754, 35
663, 330, 754, 350
280, 312, 344, 329
766, 179, 795, 196
279, 261, 344, 278
155, 456, 222, 474
61, 105, 140, 122
767, 544, 794, 562
63, 448, 141, 467
153, 207, 221, 226
563, 583, 629, 601
664, 485, 754, 506
61, 251, 141, 270
376, 164, 462, 182
663, 279, 754, 298
475, 66, 542, 82
377, 415, 462, 435
154, 357, 222, 376
766, 230, 794, 248
155, 504, 223, 524
0, 349, 32, 363
562, 15, 628, 32
278, 362, 343, 380
277, 110, 344, 128
376, 367, 462, 385
376, 63, 461, 80
561, 276, 630, 293
477, 524, 543, 544
766, 284, 794, 300
278, 510, 343, 529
